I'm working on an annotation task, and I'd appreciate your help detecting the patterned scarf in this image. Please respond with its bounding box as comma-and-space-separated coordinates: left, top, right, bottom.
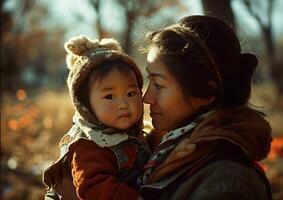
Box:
73, 111, 142, 135
141, 110, 214, 184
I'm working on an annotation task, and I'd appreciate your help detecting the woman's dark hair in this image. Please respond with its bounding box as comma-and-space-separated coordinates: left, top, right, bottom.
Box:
144, 15, 258, 107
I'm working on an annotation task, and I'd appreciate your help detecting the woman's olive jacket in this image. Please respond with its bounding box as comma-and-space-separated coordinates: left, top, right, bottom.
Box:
141, 107, 272, 200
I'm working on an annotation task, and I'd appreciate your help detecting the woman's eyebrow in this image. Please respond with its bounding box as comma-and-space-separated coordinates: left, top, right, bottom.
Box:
146, 68, 166, 80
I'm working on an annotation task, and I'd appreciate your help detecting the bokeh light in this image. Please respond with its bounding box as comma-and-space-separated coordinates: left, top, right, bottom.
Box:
16, 89, 26, 101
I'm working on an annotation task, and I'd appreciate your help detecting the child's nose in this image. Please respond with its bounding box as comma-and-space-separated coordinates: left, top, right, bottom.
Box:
118, 99, 128, 110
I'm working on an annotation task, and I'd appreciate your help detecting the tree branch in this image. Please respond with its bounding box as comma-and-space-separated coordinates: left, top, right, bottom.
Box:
242, 0, 265, 28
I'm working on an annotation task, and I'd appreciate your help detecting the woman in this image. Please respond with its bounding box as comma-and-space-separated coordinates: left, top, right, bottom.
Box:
140, 15, 272, 200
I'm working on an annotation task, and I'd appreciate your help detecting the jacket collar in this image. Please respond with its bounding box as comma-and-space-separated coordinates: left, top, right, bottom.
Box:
147, 106, 272, 183
191, 106, 272, 161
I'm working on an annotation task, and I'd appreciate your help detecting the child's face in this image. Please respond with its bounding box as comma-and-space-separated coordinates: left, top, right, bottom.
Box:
89, 68, 142, 130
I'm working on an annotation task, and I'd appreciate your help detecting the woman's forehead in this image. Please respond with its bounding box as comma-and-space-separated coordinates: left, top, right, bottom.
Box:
146, 60, 178, 85
147, 46, 159, 63
146, 47, 166, 72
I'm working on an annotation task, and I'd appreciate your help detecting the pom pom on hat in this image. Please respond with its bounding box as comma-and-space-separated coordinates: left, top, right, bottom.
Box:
64, 36, 122, 55
99, 38, 122, 52
64, 35, 123, 69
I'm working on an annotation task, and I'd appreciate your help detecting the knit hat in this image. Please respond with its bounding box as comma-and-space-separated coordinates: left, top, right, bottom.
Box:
64, 35, 143, 125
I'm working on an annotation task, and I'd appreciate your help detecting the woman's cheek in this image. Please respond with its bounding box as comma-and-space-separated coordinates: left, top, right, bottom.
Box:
157, 90, 169, 108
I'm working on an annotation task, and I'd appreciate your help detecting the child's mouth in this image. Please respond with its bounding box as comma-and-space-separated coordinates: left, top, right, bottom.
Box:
118, 113, 131, 118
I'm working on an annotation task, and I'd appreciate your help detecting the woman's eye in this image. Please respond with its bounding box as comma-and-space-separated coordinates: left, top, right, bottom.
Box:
127, 91, 137, 97
104, 94, 114, 100
155, 83, 163, 90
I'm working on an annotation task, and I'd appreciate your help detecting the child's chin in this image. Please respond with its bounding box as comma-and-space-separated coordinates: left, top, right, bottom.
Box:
113, 122, 134, 130
114, 125, 131, 130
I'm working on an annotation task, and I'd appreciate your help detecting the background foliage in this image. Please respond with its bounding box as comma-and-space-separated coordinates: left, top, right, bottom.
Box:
1, 0, 283, 199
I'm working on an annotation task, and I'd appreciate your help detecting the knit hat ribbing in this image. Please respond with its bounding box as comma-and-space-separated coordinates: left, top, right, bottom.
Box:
65, 35, 143, 124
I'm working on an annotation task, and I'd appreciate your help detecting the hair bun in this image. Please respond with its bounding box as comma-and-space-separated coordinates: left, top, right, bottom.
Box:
241, 53, 258, 69
64, 35, 123, 69
240, 53, 258, 79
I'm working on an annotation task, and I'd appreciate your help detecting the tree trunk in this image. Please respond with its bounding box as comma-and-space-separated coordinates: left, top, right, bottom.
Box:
201, 0, 235, 27
124, 12, 135, 54
263, 26, 283, 97
262, 27, 274, 64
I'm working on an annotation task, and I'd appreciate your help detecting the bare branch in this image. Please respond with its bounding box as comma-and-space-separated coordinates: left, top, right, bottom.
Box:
242, 0, 265, 28
267, 0, 274, 30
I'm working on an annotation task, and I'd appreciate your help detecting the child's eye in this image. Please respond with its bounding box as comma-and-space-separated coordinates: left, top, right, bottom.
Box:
127, 91, 137, 97
155, 83, 163, 90
104, 94, 115, 100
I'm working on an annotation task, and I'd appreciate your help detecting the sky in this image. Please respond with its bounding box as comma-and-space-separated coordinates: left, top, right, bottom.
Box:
3, 0, 283, 42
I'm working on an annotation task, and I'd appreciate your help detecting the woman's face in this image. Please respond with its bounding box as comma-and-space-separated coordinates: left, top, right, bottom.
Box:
143, 47, 209, 131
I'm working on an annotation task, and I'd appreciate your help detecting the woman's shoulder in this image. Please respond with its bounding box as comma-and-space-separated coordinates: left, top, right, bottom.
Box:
194, 160, 263, 184
180, 160, 268, 199
141, 160, 268, 200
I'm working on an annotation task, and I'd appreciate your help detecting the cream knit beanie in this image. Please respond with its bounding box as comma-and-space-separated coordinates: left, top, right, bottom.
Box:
64, 35, 143, 124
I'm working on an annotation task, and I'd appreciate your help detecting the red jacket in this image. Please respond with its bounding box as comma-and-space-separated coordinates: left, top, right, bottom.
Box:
43, 126, 151, 200
69, 139, 140, 200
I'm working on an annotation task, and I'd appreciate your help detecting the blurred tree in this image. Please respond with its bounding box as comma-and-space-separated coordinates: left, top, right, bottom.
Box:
241, 0, 283, 104
242, 0, 275, 65
118, 0, 186, 53
202, 0, 235, 27
1, 0, 188, 92
88, 0, 104, 38
12, 0, 36, 33
117, 0, 170, 53
87, 0, 185, 53
1, 4, 16, 92
1, 0, 66, 92
201, 0, 283, 109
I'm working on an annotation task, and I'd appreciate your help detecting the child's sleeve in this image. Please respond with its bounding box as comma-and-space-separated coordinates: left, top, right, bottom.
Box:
68, 139, 140, 200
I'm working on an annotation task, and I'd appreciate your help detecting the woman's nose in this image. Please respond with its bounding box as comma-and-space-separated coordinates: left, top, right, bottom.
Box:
143, 88, 155, 105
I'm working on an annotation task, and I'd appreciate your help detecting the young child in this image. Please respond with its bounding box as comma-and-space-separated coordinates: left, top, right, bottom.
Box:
42, 36, 151, 200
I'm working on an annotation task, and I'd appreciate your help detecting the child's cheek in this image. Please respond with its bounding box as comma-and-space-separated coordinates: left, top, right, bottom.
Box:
101, 102, 117, 113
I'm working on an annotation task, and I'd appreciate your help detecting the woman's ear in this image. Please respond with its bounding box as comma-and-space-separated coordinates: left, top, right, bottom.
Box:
196, 80, 217, 106
194, 95, 216, 107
